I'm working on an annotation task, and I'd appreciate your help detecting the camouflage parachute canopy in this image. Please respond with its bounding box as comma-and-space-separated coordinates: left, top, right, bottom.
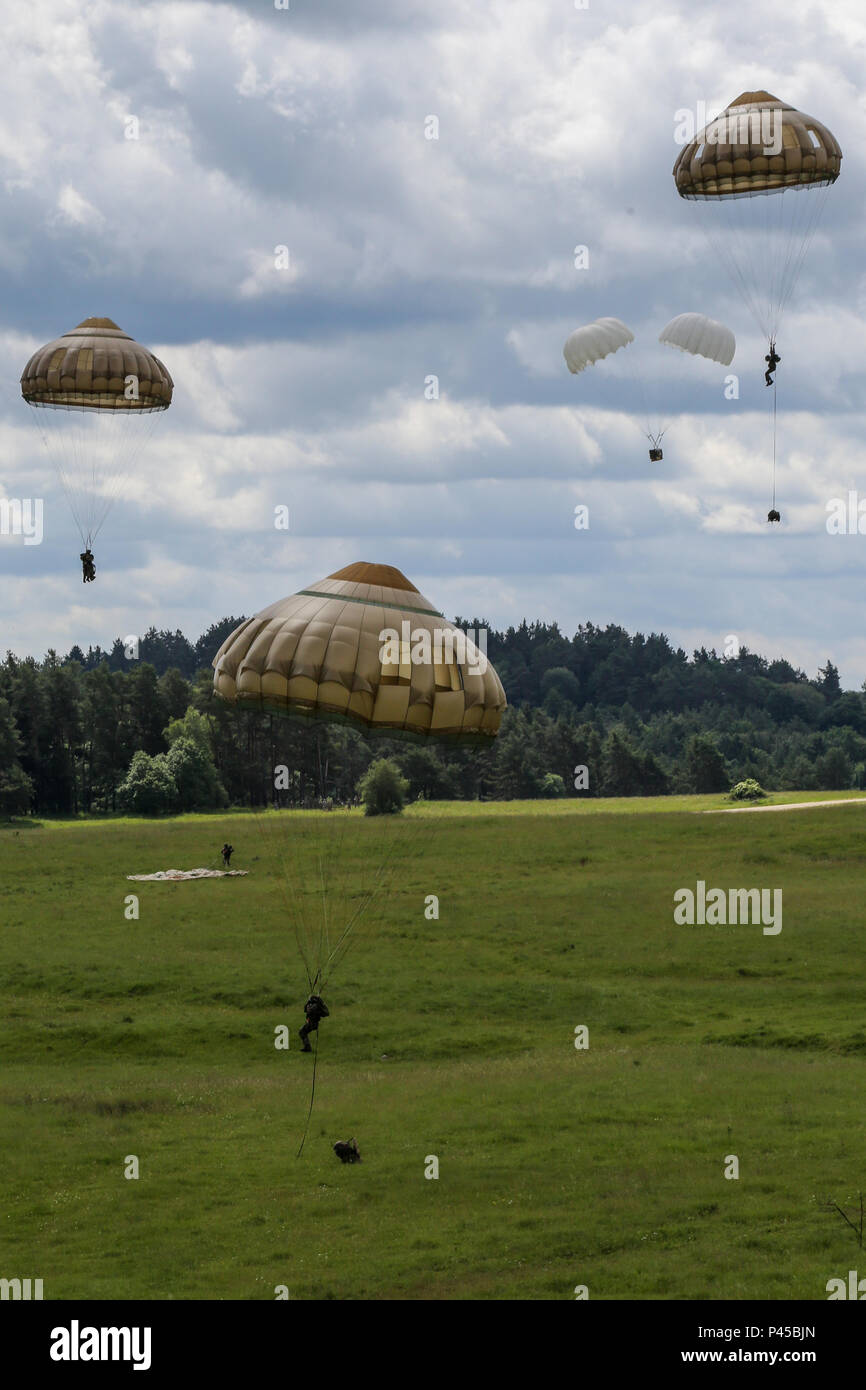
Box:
673, 91, 842, 198
213, 561, 507, 741
20, 317, 173, 411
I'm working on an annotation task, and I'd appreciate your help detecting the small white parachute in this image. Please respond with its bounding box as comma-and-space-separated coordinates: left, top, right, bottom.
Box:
126, 868, 249, 881
563, 317, 635, 374
658, 312, 736, 366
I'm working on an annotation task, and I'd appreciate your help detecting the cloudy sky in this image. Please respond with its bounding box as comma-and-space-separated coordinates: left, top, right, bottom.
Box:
1, 0, 865, 685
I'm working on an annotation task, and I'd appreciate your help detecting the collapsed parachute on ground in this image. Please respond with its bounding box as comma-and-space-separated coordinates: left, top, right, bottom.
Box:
213, 560, 506, 742
20, 317, 173, 549
126, 869, 248, 881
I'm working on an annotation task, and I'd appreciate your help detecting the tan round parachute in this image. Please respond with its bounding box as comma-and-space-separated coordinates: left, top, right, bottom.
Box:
673, 92, 841, 198
20, 317, 173, 549
672, 91, 842, 346
213, 561, 507, 741
21, 317, 173, 411
671, 92, 842, 341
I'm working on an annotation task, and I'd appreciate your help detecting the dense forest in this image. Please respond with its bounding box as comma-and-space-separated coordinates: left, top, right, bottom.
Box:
2, 614, 864, 816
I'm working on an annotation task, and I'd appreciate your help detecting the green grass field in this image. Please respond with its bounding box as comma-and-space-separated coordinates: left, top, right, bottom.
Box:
2, 795, 865, 1300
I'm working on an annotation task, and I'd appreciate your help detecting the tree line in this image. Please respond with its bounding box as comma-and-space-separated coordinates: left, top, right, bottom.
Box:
2, 616, 864, 816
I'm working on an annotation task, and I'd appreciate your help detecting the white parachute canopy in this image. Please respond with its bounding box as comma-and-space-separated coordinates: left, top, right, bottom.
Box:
658, 313, 736, 366
561, 314, 733, 455
563, 317, 635, 374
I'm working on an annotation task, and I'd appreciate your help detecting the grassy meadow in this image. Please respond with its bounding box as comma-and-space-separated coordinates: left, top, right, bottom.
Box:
1, 795, 865, 1300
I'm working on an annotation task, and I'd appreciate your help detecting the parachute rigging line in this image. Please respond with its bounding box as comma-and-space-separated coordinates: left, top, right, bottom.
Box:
771, 368, 778, 512
245, 800, 438, 1157
296, 1025, 320, 1159
253, 799, 434, 998
290, 810, 433, 1158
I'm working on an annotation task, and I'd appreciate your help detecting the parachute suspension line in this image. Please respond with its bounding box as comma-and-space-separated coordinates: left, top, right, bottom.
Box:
305, 810, 342, 992
317, 848, 392, 988
629, 350, 653, 445
292, 809, 438, 1155
302, 805, 355, 987
616, 339, 666, 454
248, 805, 316, 993
695, 205, 765, 338
633, 361, 664, 449
771, 370, 778, 512
271, 815, 314, 992
314, 802, 357, 986
279, 815, 326, 991
315, 729, 326, 802
778, 182, 833, 327
695, 183, 835, 345
87, 407, 163, 544
771, 181, 833, 334
26, 406, 86, 547
317, 847, 330, 989
25, 402, 164, 550
296, 1024, 320, 1160
317, 806, 436, 990
250, 793, 402, 995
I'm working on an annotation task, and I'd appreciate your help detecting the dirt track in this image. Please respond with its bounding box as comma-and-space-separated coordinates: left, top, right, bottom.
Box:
707, 797, 866, 814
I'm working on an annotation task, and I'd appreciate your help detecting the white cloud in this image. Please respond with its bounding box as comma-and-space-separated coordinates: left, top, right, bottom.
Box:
55, 184, 104, 228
